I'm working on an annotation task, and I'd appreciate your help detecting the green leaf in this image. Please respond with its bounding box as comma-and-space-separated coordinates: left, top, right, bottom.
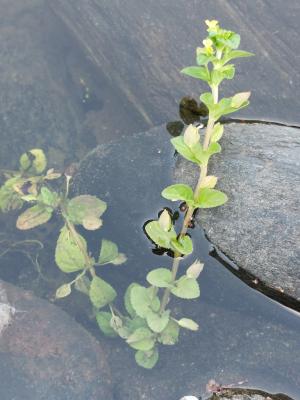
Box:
96, 311, 117, 337
170, 235, 193, 256
181, 66, 210, 83
55, 226, 87, 273
89, 276, 117, 309
161, 184, 194, 204
146, 268, 173, 288
66, 195, 107, 229
196, 49, 215, 66
124, 283, 139, 318
39, 187, 59, 208
211, 96, 250, 120
98, 239, 119, 265
135, 348, 159, 369
207, 142, 222, 157
218, 32, 240, 49
146, 310, 170, 333
158, 320, 180, 345
16, 204, 52, 230
171, 276, 200, 299
171, 136, 199, 163
130, 286, 160, 318
126, 327, 155, 351
211, 123, 224, 142
144, 220, 176, 249
194, 188, 228, 208
19, 149, 47, 174
222, 50, 254, 64
221, 64, 235, 79
126, 316, 148, 333
200, 92, 214, 111
55, 283, 72, 299
177, 318, 199, 331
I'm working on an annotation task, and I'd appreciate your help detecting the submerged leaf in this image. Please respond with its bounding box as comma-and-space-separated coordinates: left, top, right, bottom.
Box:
146, 310, 170, 333
55, 283, 72, 299
16, 204, 52, 230
177, 318, 199, 331
98, 239, 119, 264
146, 268, 173, 288
89, 276, 117, 308
135, 348, 159, 369
66, 195, 107, 228
55, 226, 87, 273
130, 286, 160, 318
96, 311, 117, 337
126, 327, 155, 351
158, 320, 180, 345
19, 149, 47, 174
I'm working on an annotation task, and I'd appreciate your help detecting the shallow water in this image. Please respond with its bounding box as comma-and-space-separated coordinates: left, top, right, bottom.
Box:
0, 1, 299, 399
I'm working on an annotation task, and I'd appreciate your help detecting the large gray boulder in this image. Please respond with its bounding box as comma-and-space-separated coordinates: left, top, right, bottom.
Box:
50, 0, 300, 124
73, 125, 300, 400
0, 279, 113, 400
174, 122, 300, 304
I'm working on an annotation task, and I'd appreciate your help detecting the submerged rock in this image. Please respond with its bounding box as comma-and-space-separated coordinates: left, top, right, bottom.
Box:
174, 122, 300, 305
73, 125, 300, 400
0, 279, 113, 400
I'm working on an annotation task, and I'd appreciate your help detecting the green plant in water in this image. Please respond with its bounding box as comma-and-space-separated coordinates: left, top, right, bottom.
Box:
104, 19, 253, 368
0, 19, 253, 369
0, 148, 126, 303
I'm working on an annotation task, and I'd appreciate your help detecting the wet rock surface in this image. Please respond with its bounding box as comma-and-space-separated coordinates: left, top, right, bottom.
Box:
50, 0, 300, 125
174, 122, 300, 304
207, 388, 294, 400
0, 279, 113, 400
0, 0, 147, 171
73, 126, 300, 400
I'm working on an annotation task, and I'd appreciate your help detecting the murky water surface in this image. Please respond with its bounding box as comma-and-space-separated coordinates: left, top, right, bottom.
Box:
0, 1, 299, 399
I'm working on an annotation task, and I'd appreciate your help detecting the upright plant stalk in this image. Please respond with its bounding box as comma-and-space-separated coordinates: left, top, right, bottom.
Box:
160, 85, 219, 312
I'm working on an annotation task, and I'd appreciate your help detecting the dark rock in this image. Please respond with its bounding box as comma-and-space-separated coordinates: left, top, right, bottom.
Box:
207, 388, 294, 400
73, 126, 300, 400
50, 0, 300, 125
174, 122, 300, 303
0, 279, 113, 400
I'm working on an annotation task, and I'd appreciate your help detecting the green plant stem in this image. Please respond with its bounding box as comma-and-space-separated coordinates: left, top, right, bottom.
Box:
160, 84, 219, 313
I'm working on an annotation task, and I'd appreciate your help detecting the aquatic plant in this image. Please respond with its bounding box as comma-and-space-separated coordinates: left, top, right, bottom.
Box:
0, 149, 126, 302
107, 19, 253, 368
0, 19, 253, 369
